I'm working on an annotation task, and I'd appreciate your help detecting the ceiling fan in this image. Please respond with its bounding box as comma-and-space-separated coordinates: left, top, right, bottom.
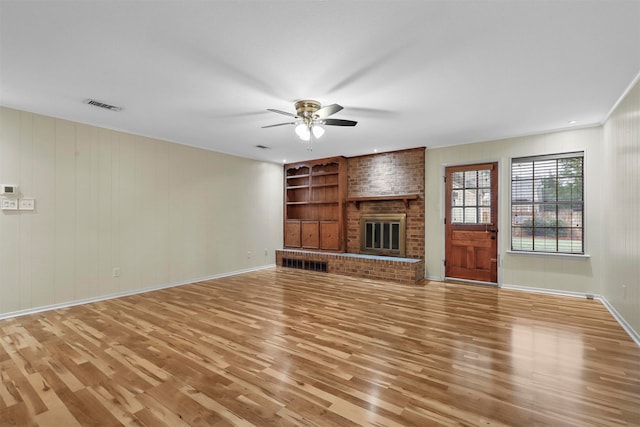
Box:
262, 100, 357, 148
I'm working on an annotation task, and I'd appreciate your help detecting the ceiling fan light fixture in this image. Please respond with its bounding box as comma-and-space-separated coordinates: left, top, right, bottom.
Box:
264, 100, 357, 148
312, 125, 325, 138
295, 123, 310, 141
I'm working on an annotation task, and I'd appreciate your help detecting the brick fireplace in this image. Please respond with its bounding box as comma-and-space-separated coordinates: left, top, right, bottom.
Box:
277, 147, 425, 284
346, 148, 425, 259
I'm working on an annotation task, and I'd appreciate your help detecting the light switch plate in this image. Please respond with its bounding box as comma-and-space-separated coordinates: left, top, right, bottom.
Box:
1, 197, 18, 210
18, 198, 35, 210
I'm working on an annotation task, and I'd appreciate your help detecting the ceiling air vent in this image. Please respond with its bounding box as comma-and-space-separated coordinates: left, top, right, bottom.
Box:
84, 99, 122, 112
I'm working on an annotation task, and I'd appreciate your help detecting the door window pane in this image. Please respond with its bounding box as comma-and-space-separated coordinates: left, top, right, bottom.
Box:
452, 208, 464, 223
452, 172, 464, 189
464, 208, 477, 223
478, 189, 491, 206
478, 169, 491, 187
450, 167, 493, 224
465, 171, 477, 188
464, 189, 477, 206
479, 207, 491, 223
452, 190, 463, 206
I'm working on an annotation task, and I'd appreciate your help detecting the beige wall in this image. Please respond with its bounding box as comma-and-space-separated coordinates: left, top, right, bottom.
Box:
603, 78, 640, 335
426, 128, 606, 292
426, 78, 640, 338
0, 107, 283, 317
2, 78, 639, 338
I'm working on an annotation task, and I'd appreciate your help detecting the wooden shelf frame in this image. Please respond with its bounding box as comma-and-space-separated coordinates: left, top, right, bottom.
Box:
284, 156, 347, 252
286, 173, 310, 179
346, 194, 420, 209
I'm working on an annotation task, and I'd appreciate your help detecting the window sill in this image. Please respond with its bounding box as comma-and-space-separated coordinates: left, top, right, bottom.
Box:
506, 250, 590, 259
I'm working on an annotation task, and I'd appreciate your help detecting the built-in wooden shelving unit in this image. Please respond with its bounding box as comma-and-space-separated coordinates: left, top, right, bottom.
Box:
284, 156, 347, 252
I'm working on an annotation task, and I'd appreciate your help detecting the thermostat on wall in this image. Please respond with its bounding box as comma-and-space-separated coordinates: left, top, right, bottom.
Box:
0, 185, 18, 196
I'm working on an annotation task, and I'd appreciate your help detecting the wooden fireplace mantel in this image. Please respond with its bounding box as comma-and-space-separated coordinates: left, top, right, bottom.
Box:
346, 194, 420, 209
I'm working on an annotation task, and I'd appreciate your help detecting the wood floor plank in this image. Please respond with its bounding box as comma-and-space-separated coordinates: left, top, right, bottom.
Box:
0, 267, 639, 426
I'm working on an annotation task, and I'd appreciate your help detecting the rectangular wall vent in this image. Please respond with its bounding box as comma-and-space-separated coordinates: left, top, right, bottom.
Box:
282, 258, 327, 272
84, 99, 122, 112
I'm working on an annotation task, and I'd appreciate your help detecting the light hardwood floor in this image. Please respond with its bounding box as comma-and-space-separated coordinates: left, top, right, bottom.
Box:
0, 267, 639, 426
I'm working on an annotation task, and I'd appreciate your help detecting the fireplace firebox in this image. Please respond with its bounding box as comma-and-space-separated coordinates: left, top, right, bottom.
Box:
360, 213, 406, 257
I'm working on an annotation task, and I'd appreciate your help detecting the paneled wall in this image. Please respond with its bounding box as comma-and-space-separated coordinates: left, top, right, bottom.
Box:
603, 78, 640, 335
0, 107, 283, 317
426, 78, 640, 338
425, 127, 606, 294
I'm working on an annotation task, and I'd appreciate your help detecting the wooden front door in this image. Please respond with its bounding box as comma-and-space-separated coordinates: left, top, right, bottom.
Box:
445, 163, 498, 283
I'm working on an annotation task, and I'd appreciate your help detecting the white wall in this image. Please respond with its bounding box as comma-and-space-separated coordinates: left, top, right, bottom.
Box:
0, 107, 283, 317
603, 78, 640, 335
425, 127, 606, 293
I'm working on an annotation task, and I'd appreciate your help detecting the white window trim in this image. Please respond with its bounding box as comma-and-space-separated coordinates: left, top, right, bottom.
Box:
508, 150, 587, 256
506, 250, 590, 259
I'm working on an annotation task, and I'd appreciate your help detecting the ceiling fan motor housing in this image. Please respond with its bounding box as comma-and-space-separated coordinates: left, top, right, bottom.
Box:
294, 100, 321, 118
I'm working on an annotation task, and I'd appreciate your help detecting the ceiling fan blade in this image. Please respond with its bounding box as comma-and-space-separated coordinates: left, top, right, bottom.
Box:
262, 122, 295, 128
323, 118, 357, 127
267, 108, 297, 118
315, 104, 343, 118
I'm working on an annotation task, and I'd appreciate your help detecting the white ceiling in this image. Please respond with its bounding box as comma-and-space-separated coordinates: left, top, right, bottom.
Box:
1, 1, 639, 164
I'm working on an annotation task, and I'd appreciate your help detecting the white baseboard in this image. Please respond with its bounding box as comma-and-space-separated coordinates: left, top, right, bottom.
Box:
500, 283, 639, 347
500, 283, 590, 299
0, 264, 275, 321
597, 295, 640, 347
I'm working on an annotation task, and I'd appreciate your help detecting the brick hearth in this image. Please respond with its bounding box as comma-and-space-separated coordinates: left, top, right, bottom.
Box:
276, 249, 425, 285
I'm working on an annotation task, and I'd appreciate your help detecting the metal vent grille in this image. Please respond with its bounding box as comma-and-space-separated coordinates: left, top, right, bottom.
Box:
84, 99, 122, 111
282, 258, 327, 272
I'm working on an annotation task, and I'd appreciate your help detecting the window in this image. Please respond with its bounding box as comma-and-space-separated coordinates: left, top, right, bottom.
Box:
450, 168, 493, 224
511, 152, 584, 254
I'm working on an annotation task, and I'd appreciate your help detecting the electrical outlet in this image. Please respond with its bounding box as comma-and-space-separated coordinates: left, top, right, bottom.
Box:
18, 198, 35, 210
112, 267, 120, 277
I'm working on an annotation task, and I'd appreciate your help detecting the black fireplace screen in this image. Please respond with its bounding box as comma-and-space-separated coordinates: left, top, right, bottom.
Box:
365, 222, 400, 251
360, 214, 406, 257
